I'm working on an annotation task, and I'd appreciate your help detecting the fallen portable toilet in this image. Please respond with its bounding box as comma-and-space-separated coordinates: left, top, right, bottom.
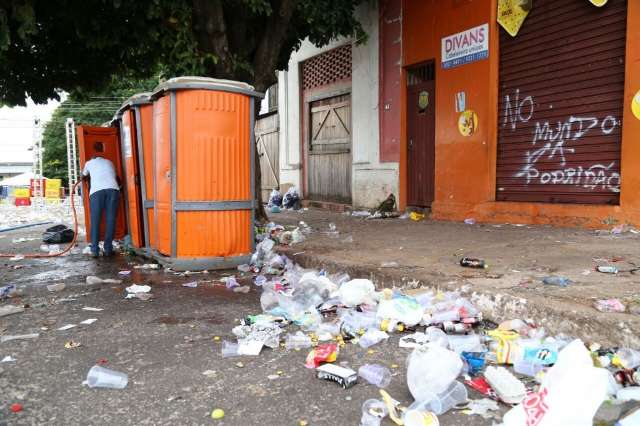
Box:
150, 77, 263, 271
114, 93, 154, 251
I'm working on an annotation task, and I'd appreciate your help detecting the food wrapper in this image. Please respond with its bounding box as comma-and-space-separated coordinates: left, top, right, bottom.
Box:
305, 343, 338, 368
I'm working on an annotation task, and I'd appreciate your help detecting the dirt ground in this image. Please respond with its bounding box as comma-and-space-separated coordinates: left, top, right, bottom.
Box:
1, 224, 498, 426
272, 208, 640, 346
1, 210, 639, 425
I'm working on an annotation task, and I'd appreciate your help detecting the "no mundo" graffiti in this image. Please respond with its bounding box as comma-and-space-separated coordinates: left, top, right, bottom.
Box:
503, 89, 621, 193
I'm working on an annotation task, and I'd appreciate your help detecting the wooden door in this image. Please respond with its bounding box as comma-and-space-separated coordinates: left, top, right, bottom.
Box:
407, 64, 436, 207
307, 94, 352, 204
77, 126, 127, 242
255, 113, 280, 201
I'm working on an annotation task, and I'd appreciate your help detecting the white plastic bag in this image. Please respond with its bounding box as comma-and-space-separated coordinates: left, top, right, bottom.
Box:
376, 295, 424, 326
502, 339, 609, 426
336, 279, 376, 307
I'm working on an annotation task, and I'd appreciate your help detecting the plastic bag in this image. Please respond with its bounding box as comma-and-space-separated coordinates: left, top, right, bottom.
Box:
282, 187, 301, 210
502, 339, 609, 426
407, 345, 463, 401
42, 224, 74, 244
376, 295, 424, 327
267, 189, 282, 207
359, 329, 389, 348
336, 279, 376, 307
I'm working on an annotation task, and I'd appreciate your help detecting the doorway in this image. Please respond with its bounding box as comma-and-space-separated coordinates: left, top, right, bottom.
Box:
306, 93, 352, 204
406, 62, 436, 207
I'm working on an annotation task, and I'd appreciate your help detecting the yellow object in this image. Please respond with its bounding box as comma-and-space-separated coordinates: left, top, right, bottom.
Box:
299, 421, 308, 426
409, 212, 425, 221
497, 0, 531, 37
64, 340, 81, 349
379, 389, 405, 425
458, 110, 478, 137
211, 409, 225, 420
13, 188, 30, 198
213, 336, 220, 341
631, 90, 640, 121
391, 364, 399, 369
47, 179, 61, 190
589, 0, 608, 6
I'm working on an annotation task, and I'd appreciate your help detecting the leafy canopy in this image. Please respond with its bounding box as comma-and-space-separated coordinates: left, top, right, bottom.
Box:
1, 0, 366, 106
42, 75, 158, 183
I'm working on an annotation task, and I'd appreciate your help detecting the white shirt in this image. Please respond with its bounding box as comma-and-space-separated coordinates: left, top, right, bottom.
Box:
82, 157, 119, 196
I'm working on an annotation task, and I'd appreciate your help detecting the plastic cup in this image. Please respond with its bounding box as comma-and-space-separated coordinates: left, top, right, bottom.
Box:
402, 409, 439, 426
408, 380, 468, 415
221, 341, 240, 357
360, 399, 388, 426
86, 365, 128, 389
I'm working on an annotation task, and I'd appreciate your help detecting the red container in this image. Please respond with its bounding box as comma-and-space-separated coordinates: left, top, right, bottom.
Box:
29, 178, 46, 197
15, 197, 31, 206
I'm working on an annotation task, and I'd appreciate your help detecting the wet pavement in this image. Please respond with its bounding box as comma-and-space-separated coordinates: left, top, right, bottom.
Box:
1, 225, 497, 425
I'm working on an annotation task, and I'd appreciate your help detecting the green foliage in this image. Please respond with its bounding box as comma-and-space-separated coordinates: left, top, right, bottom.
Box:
0, 0, 365, 105
42, 75, 158, 184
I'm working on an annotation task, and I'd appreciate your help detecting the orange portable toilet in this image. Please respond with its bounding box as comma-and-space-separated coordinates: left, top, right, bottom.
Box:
150, 77, 263, 271
115, 93, 155, 251
77, 126, 127, 242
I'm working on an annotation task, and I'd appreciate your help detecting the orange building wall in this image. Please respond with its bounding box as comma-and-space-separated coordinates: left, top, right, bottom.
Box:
401, 0, 640, 228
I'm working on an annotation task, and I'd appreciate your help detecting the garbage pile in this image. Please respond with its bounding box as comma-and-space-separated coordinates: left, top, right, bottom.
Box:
267, 187, 302, 212
226, 230, 640, 425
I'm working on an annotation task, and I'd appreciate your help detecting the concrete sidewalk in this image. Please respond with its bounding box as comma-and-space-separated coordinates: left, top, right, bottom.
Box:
273, 209, 640, 346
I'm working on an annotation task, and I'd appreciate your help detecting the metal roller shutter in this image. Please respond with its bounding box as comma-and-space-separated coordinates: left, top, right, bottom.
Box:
496, 0, 627, 204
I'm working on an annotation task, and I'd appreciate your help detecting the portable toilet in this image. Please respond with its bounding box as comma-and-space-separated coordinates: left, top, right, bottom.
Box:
150, 77, 263, 271
77, 126, 128, 242
115, 93, 155, 251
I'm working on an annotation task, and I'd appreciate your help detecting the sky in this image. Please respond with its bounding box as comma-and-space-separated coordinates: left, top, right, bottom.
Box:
0, 97, 64, 163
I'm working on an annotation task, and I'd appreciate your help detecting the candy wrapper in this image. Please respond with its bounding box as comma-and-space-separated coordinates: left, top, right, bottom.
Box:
305, 343, 338, 368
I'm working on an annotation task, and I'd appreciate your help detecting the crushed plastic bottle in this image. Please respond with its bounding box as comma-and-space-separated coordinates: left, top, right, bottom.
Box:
542, 276, 572, 287
285, 331, 313, 350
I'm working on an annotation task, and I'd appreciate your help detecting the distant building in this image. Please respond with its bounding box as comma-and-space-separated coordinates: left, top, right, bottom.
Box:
0, 162, 31, 181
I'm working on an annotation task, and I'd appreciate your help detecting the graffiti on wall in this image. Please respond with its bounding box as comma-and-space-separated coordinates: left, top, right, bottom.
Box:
502, 89, 621, 193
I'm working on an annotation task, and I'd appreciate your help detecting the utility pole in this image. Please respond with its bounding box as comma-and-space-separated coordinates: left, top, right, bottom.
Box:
31, 116, 44, 211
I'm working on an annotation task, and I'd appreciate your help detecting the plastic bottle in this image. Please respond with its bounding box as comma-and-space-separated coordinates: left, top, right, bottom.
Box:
597, 265, 619, 274
254, 275, 267, 286
284, 331, 312, 350
425, 309, 460, 325
542, 276, 571, 287
358, 364, 392, 388
615, 348, 640, 369
460, 257, 488, 269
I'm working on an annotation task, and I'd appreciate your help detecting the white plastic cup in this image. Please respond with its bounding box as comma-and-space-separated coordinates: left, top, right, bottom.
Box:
360, 399, 388, 426
408, 380, 468, 415
402, 408, 439, 426
221, 341, 240, 357
358, 364, 392, 388
86, 365, 128, 389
